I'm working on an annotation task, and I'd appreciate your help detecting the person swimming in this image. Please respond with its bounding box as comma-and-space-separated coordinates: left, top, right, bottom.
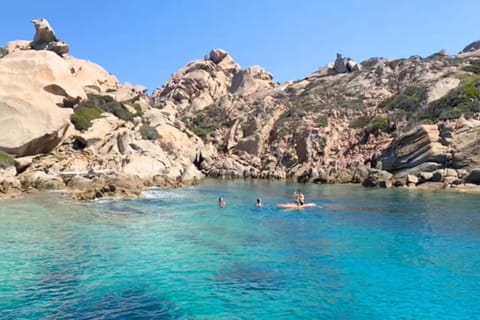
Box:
293, 189, 305, 206
256, 198, 263, 207
218, 197, 226, 207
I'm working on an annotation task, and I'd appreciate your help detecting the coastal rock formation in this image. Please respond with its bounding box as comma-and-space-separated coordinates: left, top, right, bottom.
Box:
229, 66, 274, 96
151, 49, 240, 114
379, 125, 449, 172
3, 19, 480, 198
0, 50, 86, 157
64, 56, 120, 94
30, 18, 69, 56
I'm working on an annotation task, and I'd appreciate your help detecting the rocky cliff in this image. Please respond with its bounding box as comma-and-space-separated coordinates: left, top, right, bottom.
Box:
2, 19, 480, 199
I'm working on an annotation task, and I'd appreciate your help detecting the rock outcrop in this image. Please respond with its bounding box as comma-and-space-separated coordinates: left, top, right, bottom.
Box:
151, 49, 240, 114
461, 40, 480, 53
30, 18, 69, 56
229, 66, 274, 96
0, 50, 86, 156
379, 125, 449, 172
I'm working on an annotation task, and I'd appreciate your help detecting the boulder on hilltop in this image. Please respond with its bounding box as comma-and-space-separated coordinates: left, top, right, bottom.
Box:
30, 18, 70, 56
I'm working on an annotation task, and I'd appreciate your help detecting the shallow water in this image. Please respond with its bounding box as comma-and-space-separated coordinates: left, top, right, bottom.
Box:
1, 180, 480, 319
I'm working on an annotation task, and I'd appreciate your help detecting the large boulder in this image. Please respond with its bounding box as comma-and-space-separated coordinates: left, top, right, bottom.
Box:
363, 169, 393, 188
0, 50, 87, 156
465, 168, 480, 184
30, 18, 69, 56
379, 125, 449, 172
229, 66, 273, 96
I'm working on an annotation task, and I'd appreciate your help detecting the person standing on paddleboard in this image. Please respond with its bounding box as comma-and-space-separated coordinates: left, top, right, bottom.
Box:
293, 189, 305, 206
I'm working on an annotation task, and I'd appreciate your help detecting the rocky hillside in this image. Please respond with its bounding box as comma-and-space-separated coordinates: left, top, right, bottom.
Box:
2, 19, 480, 199
152, 46, 480, 191
0, 19, 205, 199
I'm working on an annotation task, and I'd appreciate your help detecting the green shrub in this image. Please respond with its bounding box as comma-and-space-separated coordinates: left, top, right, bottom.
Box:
190, 126, 211, 139
460, 82, 480, 98
187, 104, 234, 139
368, 116, 391, 132
71, 106, 104, 131
349, 115, 393, 133
425, 75, 480, 120
384, 86, 426, 112
318, 115, 328, 127
349, 115, 372, 129
80, 94, 134, 121
140, 125, 159, 140
462, 60, 480, 74
132, 103, 143, 117
0, 151, 14, 169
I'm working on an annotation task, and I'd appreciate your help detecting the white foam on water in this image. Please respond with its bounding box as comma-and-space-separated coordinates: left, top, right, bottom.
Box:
142, 189, 186, 200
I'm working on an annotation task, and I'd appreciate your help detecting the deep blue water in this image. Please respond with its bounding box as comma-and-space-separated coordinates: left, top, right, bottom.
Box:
1, 179, 480, 319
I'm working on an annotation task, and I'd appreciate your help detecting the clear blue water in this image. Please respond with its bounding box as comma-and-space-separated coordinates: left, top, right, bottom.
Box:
1, 179, 480, 319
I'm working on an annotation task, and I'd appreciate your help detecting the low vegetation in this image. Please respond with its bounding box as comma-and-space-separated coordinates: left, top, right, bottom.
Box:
139, 125, 159, 140
349, 115, 393, 134
462, 60, 480, 74
0, 151, 14, 169
71, 106, 104, 131
187, 105, 233, 139
382, 86, 427, 112
317, 115, 329, 127
425, 74, 480, 120
71, 94, 141, 131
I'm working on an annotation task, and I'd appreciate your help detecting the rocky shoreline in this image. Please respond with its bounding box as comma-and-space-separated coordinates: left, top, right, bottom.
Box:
2, 19, 480, 200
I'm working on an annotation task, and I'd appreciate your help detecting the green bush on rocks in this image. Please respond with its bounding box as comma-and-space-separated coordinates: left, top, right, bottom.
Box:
0, 151, 14, 169
140, 125, 159, 140
71, 106, 104, 131
425, 75, 480, 120
383, 86, 427, 112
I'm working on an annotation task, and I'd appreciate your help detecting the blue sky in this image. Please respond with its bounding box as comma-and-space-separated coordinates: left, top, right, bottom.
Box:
1, 1, 479, 91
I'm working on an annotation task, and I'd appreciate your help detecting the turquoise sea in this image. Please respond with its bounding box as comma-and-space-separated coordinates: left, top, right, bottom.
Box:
1, 179, 480, 319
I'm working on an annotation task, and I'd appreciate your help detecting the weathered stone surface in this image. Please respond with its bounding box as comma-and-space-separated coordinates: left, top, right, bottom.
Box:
151, 48, 240, 112
393, 162, 442, 178
419, 171, 434, 182
18, 170, 65, 190
363, 169, 393, 188
426, 77, 460, 103
380, 125, 448, 172
416, 182, 446, 191
431, 170, 444, 182
465, 168, 480, 184
14, 156, 34, 173
4, 40, 31, 54
229, 66, 273, 96
181, 163, 204, 182
30, 18, 69, 56
68, 174, 144, 200
336, 169, 354, 183
407, 174, 419, 185
0, 169, 21, 195
66, 175, 98, 190
65, 56, 120, 93
0, 50, 86, 156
